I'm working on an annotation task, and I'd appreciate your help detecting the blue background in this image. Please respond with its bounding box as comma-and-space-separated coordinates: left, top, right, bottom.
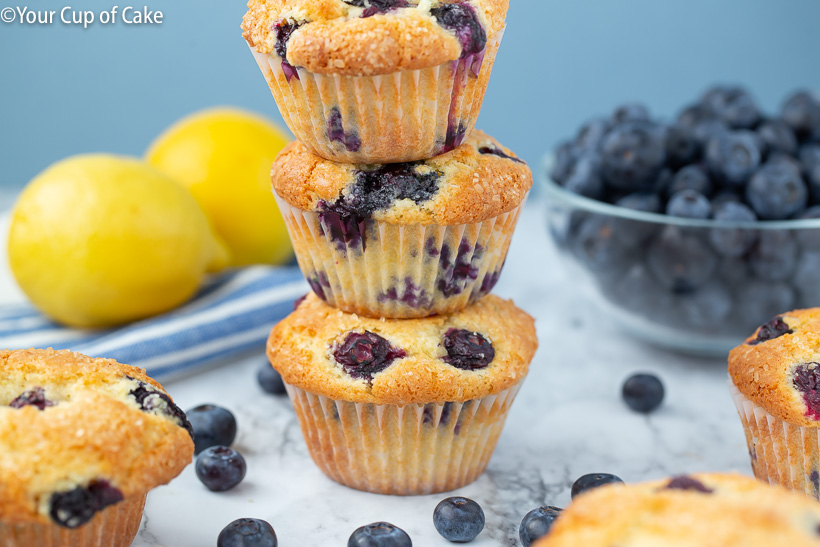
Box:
1, 0, 818, 190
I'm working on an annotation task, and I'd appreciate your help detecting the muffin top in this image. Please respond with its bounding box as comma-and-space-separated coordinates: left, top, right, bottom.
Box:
266, 293, 536, 404
0, 349, 194, 527
729, 308, 820, 427
535, 473, 820, 547
272, 129, 532, 225
242, 0, 508, 76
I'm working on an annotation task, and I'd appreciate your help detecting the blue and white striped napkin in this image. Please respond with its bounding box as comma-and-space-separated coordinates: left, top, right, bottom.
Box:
0, 266, 308, 380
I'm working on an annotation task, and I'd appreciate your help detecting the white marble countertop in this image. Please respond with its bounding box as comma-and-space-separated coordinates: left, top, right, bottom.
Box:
0, 195, 750, 546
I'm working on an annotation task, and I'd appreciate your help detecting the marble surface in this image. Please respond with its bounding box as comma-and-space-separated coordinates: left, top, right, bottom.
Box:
0, 196, 751, 546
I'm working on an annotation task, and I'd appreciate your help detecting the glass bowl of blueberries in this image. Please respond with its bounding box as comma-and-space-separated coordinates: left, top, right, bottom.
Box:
544, 86, 820, 356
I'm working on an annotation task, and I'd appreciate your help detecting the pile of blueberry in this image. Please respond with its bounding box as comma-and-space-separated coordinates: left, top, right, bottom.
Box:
549, 87, 820, 336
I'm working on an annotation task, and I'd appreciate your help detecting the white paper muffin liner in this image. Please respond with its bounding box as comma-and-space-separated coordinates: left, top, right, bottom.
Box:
274, 193, 525, 319
0, 494, 146, 547
729, 379, 820, 500
249, 31, 503, 164
285, 382, 522, 495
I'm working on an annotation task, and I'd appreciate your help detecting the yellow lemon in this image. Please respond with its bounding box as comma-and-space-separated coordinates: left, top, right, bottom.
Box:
8, 154, 228, 328
146, 107, 293, 267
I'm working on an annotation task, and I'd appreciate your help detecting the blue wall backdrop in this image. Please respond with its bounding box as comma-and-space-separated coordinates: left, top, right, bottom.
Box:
1, 0, 818, 190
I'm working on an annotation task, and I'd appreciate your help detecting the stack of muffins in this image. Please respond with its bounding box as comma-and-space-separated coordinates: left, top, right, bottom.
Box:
242, 0, 536, 495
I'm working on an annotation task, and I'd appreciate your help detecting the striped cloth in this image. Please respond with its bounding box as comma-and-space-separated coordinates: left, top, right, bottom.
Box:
0, 266, 308, 381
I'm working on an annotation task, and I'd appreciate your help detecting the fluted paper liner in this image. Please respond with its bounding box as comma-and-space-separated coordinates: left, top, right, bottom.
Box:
729, 379, 820, 499
275, 194, 525, 319
0, 494, 146, 547
249, 31, 503, 164
285, 382, 522, 495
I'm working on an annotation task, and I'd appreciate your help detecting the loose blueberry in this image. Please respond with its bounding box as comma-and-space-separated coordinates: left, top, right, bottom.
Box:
348, 522, 412, 547
622, 373, 665, 413
187, 404, 238, 455
49, 480, 124, 529
692, 118, 730, 149
646, 227, 718, 293
571, 473, 625, 499
600, 121, 667, 192
705, 131, 761, 187
792, 363, 820, 420
257, 363, 287, 395
666, 189, 711, 219
196, 446, 247, 492
9, 386, 54, 410
679, 282, 733, 327
708, 201, 758, 257
677, 103, 714, 132
664, 126, 701, 169
571, 215, 640, 286
333, 331, 406, 380
748, 230, 799, 282
668, 165, 712, 197
128, 378, 193, 439
782, 90, 820, 141
612, 193, 661, 244
574, 117, 610, 152
745, 162, 808, 220
793, 252, 820, 307
748, 315, 793, 345
664, 475, 714, 493
550, 141, 576, 185
218, 518, 278, 547
563, 154, 604, 200
612, 103, 650, 124
442, 328, 495, 370
519, 506, 562, 547
715, 88, 761, 129
430, 1, 487, 57
433, 497, 485, 543
758, 119, 799, 157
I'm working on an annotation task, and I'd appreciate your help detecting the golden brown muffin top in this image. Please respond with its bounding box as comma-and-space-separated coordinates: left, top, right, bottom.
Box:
242, 0, 508, 76
272, 129, 532, 225
266, 293, 537, 404
0, 349, 194, 526
535, 473, 820, 547
729, 308, 820, 427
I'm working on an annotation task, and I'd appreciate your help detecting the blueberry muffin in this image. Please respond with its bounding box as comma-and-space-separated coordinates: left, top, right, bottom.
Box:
272, 129, 531, 319
266, 292, 537, 495
534, 473, 820, 546
242, 0, 508, 163
729, 309, 820, 499
0, 349, 194, 547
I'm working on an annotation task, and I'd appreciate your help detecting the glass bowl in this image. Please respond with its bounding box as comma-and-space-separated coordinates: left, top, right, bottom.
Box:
541, 164, 820, 357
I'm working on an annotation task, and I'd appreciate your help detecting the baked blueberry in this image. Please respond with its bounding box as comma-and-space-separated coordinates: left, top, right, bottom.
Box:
128, 378, 194, 439
477, 146, 524, 164
274, 19, 305, 80
343, 163, 441, 218
705, 131, 761, 187
668, 165, 712, 197
9, 386, 54, 410
519, 506, 562, 547
348, 522, 412, 547
218, 518, 278, 547
708, 201, 757, 257
430, 1, 487, 57
327, 108, 362, 152
599, 121, 666, 192
49, 480, 124, 529
748, 230, 798, 282
257, 363, 287, 395
437, 240, 481, 297
195, 446, 247, 492
187, 404, 238, 455
333, 331, 407, 379
646, 227, 718, 293
792, 363, 820, 420
735, 281, 795, 332
666, 189, 711, 219
622, 373, 665, 413
748, 315, 793, 345
443, 328, 495, 370
571, 473, 625, 499
433, 496, 485, 542
745, 162, 808, 220
664, 475, 714, 493
344, 0, 410, 17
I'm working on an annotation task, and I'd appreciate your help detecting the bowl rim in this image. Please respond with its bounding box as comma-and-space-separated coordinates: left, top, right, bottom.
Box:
539, 155, 820, 231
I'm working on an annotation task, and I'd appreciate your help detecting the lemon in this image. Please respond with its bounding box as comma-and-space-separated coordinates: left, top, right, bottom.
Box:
146, 107, 293, 267
8, 154, 228, 328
